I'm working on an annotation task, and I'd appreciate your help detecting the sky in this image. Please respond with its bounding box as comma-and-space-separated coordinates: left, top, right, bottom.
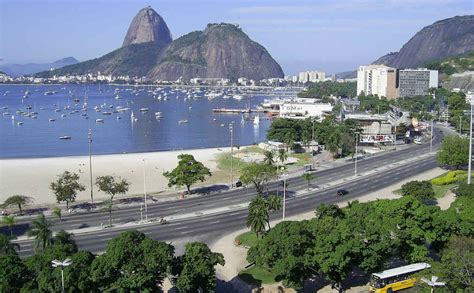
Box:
1, 0, 472, 74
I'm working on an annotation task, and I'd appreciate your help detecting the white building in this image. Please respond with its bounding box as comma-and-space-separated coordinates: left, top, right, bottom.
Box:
297, 70, 326, 83
280, 101, 332, 120
357, 65, 398, 99
398, 69, 438, 97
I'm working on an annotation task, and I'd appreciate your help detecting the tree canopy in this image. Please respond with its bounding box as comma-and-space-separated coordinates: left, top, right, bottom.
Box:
437, 136, 469, 169
1, 195, 32, 215
163, 154, 212, 193
239, 163, 277, 195
174, 242, 225, 292
400, 180, 435, 201
50, 171, 85, 209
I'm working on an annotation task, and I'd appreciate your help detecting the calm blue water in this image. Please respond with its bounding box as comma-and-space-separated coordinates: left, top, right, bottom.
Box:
0, 84, 274, 158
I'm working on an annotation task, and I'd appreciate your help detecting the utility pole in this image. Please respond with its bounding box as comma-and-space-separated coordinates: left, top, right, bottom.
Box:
142, 159, 148, 222
460, 116, 462, 134
229, 123, 234, 188
88, 129, 93, 204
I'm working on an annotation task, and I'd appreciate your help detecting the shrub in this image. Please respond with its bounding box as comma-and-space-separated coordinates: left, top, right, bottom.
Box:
401, 180, 435, 201
431, 171, 467, 185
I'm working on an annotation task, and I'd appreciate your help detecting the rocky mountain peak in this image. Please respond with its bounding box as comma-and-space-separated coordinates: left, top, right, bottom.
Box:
373, 15, 474, 69
122, 6, 172, 47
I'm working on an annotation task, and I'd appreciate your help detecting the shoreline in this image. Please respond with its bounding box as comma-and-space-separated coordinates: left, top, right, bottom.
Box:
0, 143, 251, 161
0, 145, 239, 205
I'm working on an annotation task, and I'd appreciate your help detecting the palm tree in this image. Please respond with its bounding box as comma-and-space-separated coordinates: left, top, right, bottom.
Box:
27, 213, 52, 253
278, 149, 288, 164
263, 150, 275, 166
2, 195, 32, 215
2, 215, 15, 237
0, 234, 19, 254
52, 207, 62, 222
247, 197, 268, 238
302, 173, 316, 190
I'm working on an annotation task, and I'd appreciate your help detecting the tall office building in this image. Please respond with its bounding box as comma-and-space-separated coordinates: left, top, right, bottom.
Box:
398, 69, 438, 97
357, 65, 398, 99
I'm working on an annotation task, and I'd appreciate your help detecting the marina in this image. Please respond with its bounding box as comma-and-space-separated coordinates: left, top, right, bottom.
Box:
0, 84, 298, 158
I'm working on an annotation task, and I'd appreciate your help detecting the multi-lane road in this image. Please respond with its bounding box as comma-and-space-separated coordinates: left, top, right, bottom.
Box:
10, 125, 448, 257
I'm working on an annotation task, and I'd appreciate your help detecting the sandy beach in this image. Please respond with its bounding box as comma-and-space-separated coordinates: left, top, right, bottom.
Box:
0, 147, 232, 205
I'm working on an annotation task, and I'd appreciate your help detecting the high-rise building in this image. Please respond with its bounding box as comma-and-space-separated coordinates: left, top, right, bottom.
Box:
297, 70, 326, 83
398, 69, 438, 97
357, 65, 398, 99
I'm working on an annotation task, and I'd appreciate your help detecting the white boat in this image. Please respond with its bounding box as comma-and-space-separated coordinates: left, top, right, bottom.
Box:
49, 118, 55, 122
253, 116, 260, 125
61, 114, 67, 118
96, 119, 104, 123
17, 121, 23, 126
178, 119, 188, 124
155, 112, 163, 118
233, 95, 243, 100
139, 108, 149, 112
44, 91, 54, 96
59, 136, 71, 140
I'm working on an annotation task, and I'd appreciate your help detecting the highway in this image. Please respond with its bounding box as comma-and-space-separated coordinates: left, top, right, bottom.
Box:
10, 125, 447, 257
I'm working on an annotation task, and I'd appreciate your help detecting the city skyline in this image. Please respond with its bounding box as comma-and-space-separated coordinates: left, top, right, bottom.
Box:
0, 0, 472, 74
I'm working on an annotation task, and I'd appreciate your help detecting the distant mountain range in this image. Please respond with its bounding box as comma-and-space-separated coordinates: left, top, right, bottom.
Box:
36, 6, 284, 81
338, 15, 474, 79
0, 57, 79, 77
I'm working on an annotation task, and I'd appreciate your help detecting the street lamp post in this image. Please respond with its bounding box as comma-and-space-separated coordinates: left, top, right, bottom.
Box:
88, 129, 93, 204
51, 258, 72, 293
282, 173, 287, 221
430, 120, 434, 153
469, 103, 473, 185
229, 124, 234, 188
142, 159, 148, 222
354, 132, 359, 177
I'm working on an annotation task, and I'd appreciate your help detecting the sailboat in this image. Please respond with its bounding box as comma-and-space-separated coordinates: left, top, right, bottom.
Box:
253, 116, 260, 126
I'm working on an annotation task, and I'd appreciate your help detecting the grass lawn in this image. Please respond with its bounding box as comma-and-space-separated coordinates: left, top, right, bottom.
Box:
432, 183, 456, 198
238, 266, 278, 286
289, 152, 313, 167
235, 231, 259, 248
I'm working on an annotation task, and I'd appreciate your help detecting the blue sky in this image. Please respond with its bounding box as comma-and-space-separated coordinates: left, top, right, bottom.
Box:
1, 0, 472, 74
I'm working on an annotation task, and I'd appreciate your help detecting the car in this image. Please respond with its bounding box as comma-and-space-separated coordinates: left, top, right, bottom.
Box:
336, 189, 349, 196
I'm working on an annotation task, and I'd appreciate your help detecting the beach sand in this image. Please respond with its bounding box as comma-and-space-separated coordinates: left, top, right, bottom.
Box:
0, 147, 232, 205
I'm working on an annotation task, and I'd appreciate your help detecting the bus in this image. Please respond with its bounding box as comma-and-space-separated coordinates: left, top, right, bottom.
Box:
369, 262, 431, 292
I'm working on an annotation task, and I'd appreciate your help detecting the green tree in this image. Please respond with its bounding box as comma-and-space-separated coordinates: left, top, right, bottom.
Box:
266, 195, 282, 212
163, 154, 212, 194
437, 136, 469, 169
239, 163, 276, 195
0, 254, 31, 292
52, 230, 77, 252
95, 175, 130, 226
1, 195, 32, 215
0, 234, 19, 255
401, 180, 435, 201
52, 207, 62, 222
278, 148, 287, 164
50, 171, 85, 209
424, 236, 474, 290
247, 221, 316, 290
454, 182, 474, 198
27, 213, 52, 253
2, 215, 15, 237
302, 173, 315, 190
90, 230, 174, 291
247, 197, 268, 238
174, 242, 225, 292
314, 203, 344, 219
263, 150, 275, 166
